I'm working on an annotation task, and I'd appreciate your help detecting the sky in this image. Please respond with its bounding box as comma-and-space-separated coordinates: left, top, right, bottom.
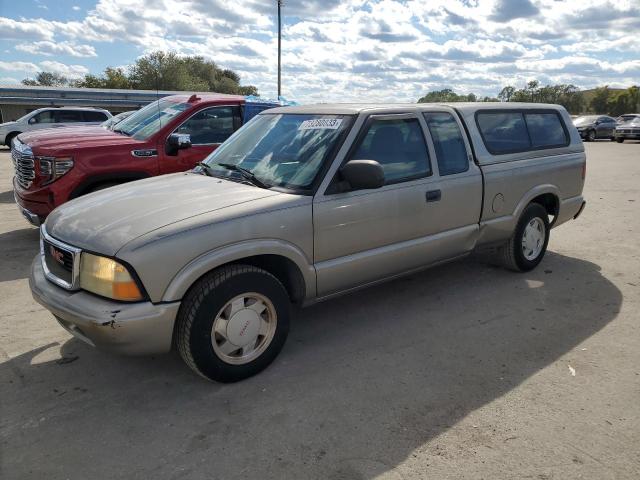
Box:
0, 0, 638, 102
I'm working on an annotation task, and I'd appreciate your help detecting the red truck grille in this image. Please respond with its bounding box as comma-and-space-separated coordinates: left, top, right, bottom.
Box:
12, 142, 35, 189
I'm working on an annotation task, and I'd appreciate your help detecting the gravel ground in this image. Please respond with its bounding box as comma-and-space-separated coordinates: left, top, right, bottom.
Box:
1, 142, 639, 479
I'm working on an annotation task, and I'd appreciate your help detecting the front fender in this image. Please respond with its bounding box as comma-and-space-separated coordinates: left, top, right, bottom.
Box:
161, 239, 317, 302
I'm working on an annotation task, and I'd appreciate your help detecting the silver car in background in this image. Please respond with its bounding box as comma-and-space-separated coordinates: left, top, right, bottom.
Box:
30, 102, 586, 382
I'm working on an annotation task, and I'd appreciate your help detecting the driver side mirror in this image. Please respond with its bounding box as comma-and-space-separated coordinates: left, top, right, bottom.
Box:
166, 133, 192, 156
340, 159, 385, 190
28, 117, 37, 125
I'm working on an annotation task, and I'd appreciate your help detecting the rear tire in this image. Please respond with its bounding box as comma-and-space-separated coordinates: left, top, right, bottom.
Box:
616, 138, 624, 143
176, 264, 290, 382
499, 203, 550, 272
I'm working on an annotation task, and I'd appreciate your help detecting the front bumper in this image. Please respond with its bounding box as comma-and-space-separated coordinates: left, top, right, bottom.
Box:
615, 131, 640, 139
30, 257, 180, 355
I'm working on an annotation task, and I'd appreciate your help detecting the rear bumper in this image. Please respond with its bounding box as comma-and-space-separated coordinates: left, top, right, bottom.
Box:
554, 195, 585, 227
30, 257, 180, 355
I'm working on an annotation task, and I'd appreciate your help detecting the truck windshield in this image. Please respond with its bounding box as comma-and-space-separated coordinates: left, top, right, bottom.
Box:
201, 114, 352, 191
114, 98, 190, 140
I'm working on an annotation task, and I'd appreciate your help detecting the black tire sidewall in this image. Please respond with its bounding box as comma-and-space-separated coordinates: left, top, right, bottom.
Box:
512, 204, 550, 272
187, 270, 290, 382
587, 130, 595, 141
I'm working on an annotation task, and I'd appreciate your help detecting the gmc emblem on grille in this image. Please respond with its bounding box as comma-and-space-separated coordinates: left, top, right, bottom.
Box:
49, 245, 64, 264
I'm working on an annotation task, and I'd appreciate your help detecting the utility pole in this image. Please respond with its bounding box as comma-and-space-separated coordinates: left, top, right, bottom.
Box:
277, 0, 282, 98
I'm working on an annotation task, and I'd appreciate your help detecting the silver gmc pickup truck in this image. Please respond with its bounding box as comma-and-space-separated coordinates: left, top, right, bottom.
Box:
29, 103, 586, 382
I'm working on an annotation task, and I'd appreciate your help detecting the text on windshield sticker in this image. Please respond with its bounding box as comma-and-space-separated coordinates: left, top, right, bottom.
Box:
299, 118, 343, 130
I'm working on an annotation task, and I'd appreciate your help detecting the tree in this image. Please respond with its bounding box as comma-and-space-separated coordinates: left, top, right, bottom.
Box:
22, 71, 69, 87
418, 88, 478, 103
498, 86, 515, 102
589, 86, 610, 114
68, 51, 257, 95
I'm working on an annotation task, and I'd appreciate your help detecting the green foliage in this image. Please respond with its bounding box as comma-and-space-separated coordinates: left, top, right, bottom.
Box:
596, 86, 640, 116
27, 51, 257, 95
418, 81, 585, 114
418, 88, 477, 103
22, 71, 70, 87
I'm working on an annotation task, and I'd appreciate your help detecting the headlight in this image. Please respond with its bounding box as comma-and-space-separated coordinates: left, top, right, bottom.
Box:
37, 156, 74, 185
79, 253, 143, 301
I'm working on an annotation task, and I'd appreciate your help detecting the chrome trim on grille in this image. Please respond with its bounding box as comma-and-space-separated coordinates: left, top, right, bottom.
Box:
40, 225, 82, 290
11, 139, 35, 189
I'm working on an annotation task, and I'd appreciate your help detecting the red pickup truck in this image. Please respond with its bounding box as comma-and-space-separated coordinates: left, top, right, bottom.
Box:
12, 94, 279, 225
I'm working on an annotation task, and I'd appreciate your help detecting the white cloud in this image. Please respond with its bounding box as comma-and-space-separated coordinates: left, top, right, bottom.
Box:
16, 41, 97, 58
0, 76, 20, 85
0, 61, 40, 73
1, 0, 639, 101
72, 6, 81, 11
38, 61, 89, 78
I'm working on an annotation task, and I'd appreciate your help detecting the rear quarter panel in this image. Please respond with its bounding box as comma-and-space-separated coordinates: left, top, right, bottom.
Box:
456, 106, 585, 245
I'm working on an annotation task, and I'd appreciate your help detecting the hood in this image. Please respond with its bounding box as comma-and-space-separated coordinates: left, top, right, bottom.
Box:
18, 126, 145, 152
0, 121, 16, 130
46, 173, 285, 256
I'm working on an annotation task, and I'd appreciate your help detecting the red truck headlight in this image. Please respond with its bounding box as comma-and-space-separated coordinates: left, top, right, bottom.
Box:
37, 156, 74, 185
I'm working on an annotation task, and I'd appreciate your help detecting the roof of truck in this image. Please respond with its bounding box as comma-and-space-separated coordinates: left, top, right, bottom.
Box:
264, 102, 565, 115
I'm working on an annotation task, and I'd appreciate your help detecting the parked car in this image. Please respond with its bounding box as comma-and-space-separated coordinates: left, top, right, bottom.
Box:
615, 113, 640, 124
12, 94, 280, 225
615, 117, 640, 142
0, 107, 112, 146
101, 110, 136, 129
30, 102, 586, 382
572, 115, 617, 141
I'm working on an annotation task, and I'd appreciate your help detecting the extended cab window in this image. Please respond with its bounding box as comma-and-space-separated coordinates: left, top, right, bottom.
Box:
525, 113, 568, 148
423, 112, 469, 175
476, 112, 530, 154
175, 106, 240, 145
351, 117, 430, 184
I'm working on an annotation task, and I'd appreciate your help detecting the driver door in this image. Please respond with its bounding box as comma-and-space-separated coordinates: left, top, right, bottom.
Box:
158, 105, 242, 174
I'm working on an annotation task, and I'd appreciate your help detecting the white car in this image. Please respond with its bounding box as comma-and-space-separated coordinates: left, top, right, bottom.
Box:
0, 107, 112, 146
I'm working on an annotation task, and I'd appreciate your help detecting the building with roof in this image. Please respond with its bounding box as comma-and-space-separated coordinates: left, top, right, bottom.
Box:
0, 85, 202, 123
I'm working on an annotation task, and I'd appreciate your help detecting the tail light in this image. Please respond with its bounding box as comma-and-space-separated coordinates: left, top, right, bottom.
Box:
37, 156, 74, 185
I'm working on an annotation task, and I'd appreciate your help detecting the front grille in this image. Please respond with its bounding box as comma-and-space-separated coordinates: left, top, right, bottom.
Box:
43, 239, 74, 285
11, 143, 35, 189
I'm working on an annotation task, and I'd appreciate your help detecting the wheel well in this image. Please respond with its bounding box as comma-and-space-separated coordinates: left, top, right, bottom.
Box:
531, 193, 559, 223
5, 131, 20, 144
231, 255, 306, 304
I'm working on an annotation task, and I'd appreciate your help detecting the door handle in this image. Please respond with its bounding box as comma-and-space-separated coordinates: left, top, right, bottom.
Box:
426, 189, 441, 202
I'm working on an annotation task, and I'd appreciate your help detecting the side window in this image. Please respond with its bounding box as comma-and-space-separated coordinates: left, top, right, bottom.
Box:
176, 106, 240, 145
54, 110, 84, 123
83, 111, 109, 122
525, 113, 568, 148
423, 112, 469, 175
32, 111, 55, 124
351, 117, 431, 184
476, 112, 530, 154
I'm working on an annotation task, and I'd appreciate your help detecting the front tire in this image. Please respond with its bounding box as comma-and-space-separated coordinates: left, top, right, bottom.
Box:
176, 264, 290, 382
616, 138, 624, 143
586, 130, 596, 142
499, 203, 550, 272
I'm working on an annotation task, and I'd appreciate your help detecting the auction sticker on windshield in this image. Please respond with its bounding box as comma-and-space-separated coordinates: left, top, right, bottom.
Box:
300, 118, 343, 130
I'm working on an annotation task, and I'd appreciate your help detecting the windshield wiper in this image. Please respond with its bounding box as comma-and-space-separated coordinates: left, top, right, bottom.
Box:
112, 127, 130, 136
216, 162, 269, 189
195, 162, 215, 177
